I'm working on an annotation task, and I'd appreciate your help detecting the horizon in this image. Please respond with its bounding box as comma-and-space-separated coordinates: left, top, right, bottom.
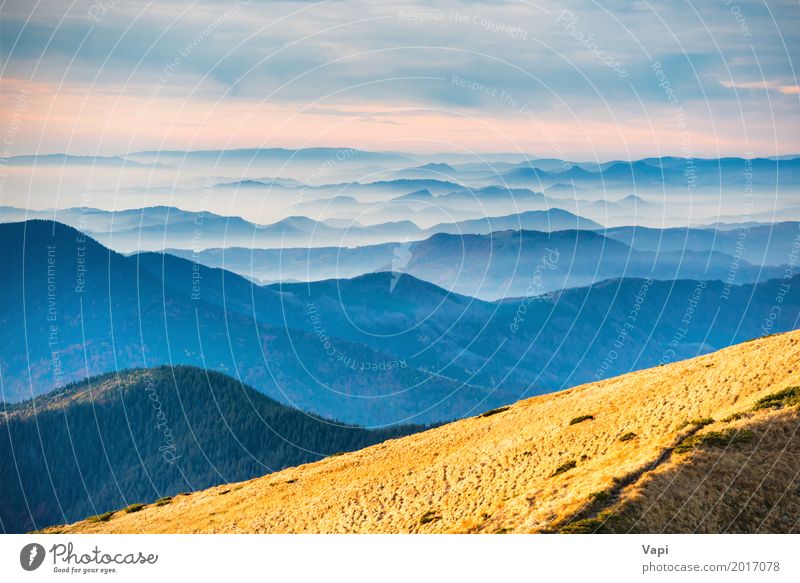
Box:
7, 148, 800, 161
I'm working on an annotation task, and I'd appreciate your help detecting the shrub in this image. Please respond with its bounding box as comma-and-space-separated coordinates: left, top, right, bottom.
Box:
674, 428, 754, 454
618, 432, 637, 442
678, 417, 714, 430
420, 511, 441, 524
552, 460, 577, 476
480, 406, 509, 418
589, 491, 610, 503
87, 511, 114, 523
569, 414, 594, 426
752, 387, 800, 411
154, 496, 172, 507
123, 503, 145, 514
722, 412, 748, 423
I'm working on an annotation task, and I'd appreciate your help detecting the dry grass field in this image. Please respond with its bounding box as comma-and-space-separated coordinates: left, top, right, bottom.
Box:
47, 331, 800, 534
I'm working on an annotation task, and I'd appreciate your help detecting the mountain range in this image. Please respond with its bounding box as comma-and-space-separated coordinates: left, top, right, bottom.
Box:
2, 220, 797, 427
0, 205, 599, 253
168, 224, 792, 299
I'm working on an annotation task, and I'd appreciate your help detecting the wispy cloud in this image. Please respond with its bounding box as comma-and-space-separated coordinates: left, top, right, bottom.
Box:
1, 0, 798, 157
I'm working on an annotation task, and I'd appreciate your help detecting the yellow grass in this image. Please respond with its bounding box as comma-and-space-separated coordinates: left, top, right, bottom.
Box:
47, 331, 800, 534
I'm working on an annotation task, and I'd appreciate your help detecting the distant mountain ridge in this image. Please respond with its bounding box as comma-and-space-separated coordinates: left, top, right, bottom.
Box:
166, 224, 791, 298
0, 205, 599, 253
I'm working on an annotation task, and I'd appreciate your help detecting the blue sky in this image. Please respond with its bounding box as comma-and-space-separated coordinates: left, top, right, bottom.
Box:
1, 0, 798, 158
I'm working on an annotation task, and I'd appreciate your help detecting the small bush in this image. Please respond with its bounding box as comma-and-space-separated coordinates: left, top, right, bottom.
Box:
752, 387, 800, 411
678, 417, 714, 430
123, 503, 146, 514
218, 489, 231, 496
480, 406, 509, 418
618, 432, 637, 442
87, 511, 114, 523
589, 491, 610, 503
569, 414, 594, 426
286, 479, 297, 484
154, 496, 172, 507
552, 460, 577, 476
420, 511, 441, 524
674, 428, 754, 454
722, 412, 748, 423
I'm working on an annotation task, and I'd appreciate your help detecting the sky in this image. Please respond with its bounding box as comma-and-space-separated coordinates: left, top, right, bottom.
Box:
1, 0, 798, 160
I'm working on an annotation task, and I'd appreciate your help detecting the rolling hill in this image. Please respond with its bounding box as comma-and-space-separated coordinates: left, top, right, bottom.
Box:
47, 331, 800, 534
0, 366, 425, 533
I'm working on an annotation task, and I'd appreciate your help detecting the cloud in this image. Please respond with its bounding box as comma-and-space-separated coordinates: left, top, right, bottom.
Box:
1, 0, 798, 157
720, 79, 800, 95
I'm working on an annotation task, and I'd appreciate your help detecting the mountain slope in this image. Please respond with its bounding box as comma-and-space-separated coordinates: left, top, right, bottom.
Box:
49, 331, 800, 534
0, 366, 424, 533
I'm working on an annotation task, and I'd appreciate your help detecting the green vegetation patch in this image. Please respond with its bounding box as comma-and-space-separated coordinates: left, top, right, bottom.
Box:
722, 412, 749, 423
569, 414, 594, 426
123, 503, 146, 514
420, 511, 441, 525
751, 386, 800, 411
678, 417, 714, 430
552, 460, 578, 476
86, 511, 115, 523
618, 432, 637, 442
674, 428, 754, 454
154, 497, 172, 507
480, 406, 510, 418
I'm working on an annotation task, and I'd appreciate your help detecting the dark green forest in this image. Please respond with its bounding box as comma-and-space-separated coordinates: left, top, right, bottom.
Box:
0, 366, 425, 533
